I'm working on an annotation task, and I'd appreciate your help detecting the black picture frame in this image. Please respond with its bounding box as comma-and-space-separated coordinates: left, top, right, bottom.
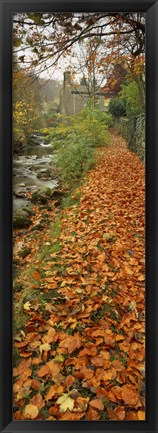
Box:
0, 1, 158, 432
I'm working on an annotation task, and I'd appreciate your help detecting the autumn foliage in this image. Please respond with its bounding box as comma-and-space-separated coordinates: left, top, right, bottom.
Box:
13, 134, 145, 421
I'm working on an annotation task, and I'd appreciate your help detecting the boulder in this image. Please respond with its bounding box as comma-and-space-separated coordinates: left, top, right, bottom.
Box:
13, 210, 31, 229
31, 187, 52, 204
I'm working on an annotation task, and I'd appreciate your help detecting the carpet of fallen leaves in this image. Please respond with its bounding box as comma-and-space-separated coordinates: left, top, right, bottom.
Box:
13, 135, 145, 421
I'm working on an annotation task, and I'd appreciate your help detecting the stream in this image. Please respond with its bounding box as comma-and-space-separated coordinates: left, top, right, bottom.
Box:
13, 136, 58, 214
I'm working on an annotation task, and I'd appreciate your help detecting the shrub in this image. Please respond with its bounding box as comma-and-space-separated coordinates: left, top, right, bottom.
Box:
48, 104, 111, 187
108, 98, 126, 118
119, 80, 144, 117
54, 132, 95, 187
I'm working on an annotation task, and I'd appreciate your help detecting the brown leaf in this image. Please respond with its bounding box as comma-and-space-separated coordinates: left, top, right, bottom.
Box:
111, 360, 125, 371
37, 364, 50, 377
74, 396, 89, 412
126, 411, 137, 420
30, 393, 44, 409
46, 359, 60, 377
42, 327, 57, 344
79, 366, 94, 380
32, 271, 41, 280
89, 399, 104, 411
31, 379, 41, 391
45, 385, 64, 401
110, 386, 123, 400
86, 407, 101, 420
114, 406, 125, 420
91, 355, 104, 367
59, 334, 82, 354
60, 410, 85, 420
65, 375, 76, 388
45, 277, 58, 287
23, 404, 39, 419
122, 384, 139, 406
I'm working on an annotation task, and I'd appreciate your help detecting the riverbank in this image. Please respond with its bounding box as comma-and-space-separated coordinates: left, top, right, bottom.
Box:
13, 134, 145, 421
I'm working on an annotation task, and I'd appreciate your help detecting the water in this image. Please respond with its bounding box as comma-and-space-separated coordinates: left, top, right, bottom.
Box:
13, 137, 59, 212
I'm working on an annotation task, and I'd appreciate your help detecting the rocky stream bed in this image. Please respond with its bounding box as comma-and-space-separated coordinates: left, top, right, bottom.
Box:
13, 138, 64, 229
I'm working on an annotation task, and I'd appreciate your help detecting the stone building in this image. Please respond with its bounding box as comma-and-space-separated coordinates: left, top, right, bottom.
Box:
60, 71, 105, 116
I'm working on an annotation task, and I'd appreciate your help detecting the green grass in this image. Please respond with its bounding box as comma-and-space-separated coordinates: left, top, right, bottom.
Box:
61, 192, 81, 209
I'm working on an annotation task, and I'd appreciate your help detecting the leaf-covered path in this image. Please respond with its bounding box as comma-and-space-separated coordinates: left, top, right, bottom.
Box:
13, 135, 145, 421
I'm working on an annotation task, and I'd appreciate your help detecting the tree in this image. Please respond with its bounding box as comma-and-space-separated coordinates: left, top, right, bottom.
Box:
72, 37, 106, 106
13, 12, 145, 77
13, 68, 44, 151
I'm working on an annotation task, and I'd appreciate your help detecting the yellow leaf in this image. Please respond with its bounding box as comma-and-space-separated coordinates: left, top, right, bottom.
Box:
23, 302, 31, 311
54, 354, 65, 363
39, 343, 51, 354
137, 410, 145, 420
57, 394, 74, 413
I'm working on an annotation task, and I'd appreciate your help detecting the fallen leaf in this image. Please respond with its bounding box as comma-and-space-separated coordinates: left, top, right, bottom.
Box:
59, 410, 85, 420
86, 407, 101, 420
31, 379, 41, 391
23, 302, 31, 311
122, 384, 139, 406
45, 385, 64, 401
57, 394, 74, 413
30, 393, 44, 409
37, 364, 50, 378
59, 334, 82, 354
137, 410, 145, 420
32, 271, 41, 280
39, 343, 51, 354
89, 399, 104, 411
23, 404, 39, 419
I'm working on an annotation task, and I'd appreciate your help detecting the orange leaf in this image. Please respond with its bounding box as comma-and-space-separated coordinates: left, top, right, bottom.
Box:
30, 393, 44, 409
20, 352, 32, 358
89, 399, 104, 411
42, 327, 57, 344
96, 388, 109, 400
79, 366, 94, 380
45, 385, 64, 401
91, 355, 104, 367
65, 375, 76, 388
59, 334, 82, 354
86, 407, 101, 420
32, 271, 41, 280
114, 406, 125, 420
111, 360, 125, 371
126, 411, 137, 420
137, 410, 145, 420
60, 410, 85, 420
110, 386, 122, 400
122, 384, 139, 406
74, 396, 89, 412
46, 359, 60, 377
31, 379, 41, 391
23, 404, 39, 419
37, 364, 50, 377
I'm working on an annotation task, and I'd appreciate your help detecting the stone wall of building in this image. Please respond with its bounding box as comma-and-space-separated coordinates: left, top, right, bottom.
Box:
60, 71, 105, 116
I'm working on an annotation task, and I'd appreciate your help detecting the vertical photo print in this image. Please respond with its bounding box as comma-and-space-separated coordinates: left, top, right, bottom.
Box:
12, 12, 145, 421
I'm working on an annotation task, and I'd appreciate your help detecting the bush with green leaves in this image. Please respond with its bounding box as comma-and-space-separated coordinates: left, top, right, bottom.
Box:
49, 105, 111, 150
108, 98, 126, 118
75, 105, 111, 146
54, 131, 95, 187
48, 104, 111, 187
119, 80, 144, 117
